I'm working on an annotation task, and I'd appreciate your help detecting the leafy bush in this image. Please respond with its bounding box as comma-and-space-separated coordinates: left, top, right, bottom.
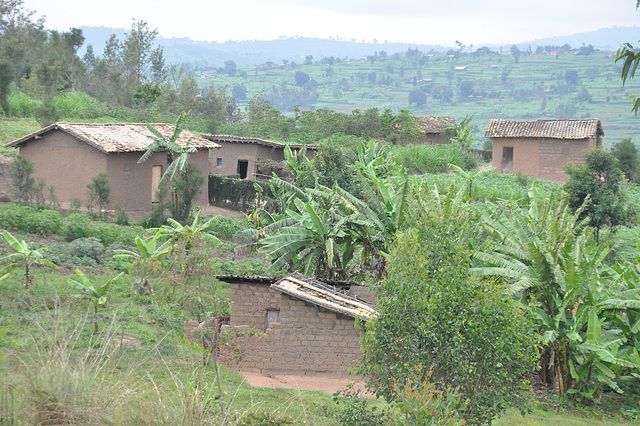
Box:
63, 213, 91, 240
207, 216, 249, 239
361, 207, 538, 425
0, 205, 62, 235
63, 214, 143, 246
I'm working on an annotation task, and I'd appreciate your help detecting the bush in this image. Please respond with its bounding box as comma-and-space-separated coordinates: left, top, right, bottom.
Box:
63, 213, 91, 241
63, 213, 144, 246
361, 207, 538, 425
0, 204, 62, 235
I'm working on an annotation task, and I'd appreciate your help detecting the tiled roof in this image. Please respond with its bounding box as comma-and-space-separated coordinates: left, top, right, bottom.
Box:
416, 116, 455, 134
5, 122, 220, 153
271, 273, 377, 321
203, 134, 318, 150
485, 119, 604, 139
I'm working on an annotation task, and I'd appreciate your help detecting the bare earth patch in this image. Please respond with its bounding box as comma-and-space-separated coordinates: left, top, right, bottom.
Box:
239, 371, 368, 395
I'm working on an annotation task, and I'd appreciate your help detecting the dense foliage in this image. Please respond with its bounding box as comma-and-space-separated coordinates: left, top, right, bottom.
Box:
361, 196, 539, 425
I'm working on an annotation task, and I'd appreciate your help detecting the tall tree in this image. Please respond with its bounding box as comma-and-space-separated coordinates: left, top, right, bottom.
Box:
122, 19, 159, 87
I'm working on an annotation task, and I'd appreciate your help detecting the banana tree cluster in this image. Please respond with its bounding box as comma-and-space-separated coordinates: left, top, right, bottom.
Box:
472, 188, 640, 400
258, 141, 408, 280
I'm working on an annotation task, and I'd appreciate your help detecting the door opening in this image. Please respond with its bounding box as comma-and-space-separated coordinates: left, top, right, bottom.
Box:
237, 160, 249, 179
502, 147, 513, 173
151, 165, 163, 202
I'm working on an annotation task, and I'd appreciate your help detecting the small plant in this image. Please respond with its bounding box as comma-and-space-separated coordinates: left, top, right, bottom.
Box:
0, 230, 59, 291
8, 155, 35, 204
47, 185, 61, 210
114, 230, 170, 295
334, 382, 391, 426
86, 173, 111, 216
69, 269, 123, 333
115, 204, 130, 226
515, 171, 530, 187
70, 198, 82, 211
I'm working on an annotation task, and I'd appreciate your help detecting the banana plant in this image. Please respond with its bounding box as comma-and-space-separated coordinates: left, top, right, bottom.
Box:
0, 230, 59, 291
113, 229, 171, 295
259, 198, 351, 279
69, 269, 123, 333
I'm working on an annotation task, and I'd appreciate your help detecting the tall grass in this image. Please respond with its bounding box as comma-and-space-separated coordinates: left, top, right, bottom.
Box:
391, 144, 476, 174
7, 84, 41, 117
54, 92, 104, 119
414, 172, 560, 204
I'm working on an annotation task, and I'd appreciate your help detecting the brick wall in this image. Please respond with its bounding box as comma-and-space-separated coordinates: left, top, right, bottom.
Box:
220, 292, 363, 377
229, 282, 281, 330
492, 136, 596, 183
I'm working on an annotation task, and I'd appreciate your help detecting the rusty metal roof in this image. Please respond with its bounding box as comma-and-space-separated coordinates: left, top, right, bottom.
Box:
416, 116, 455, 134
203, 134, 318, 151
271, 273, 378, 321
5, 122, 221, 153
485, 118, 604, 139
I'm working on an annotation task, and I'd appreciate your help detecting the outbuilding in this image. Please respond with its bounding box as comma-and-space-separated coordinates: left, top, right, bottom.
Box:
203, 135, 317, 179
216, 273, 376, 377
486, 118, 604, 182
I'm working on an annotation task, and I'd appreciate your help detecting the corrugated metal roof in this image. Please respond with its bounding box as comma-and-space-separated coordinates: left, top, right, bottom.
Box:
5, 122, 221, 153
271, 273, 377, 321
203, 134, 318, 150
485, 118, 604, 139
416, 116, 455, 134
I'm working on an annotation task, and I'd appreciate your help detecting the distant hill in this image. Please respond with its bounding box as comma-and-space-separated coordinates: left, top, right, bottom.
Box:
78, 26, 440, 66
79, 25, 639, 67
511, 26, 640, 51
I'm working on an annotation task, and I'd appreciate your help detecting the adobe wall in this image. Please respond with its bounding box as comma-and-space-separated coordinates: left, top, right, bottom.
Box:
19, 130, 107, 205
538, 138, 593, 182
220, 295, 363, 377
492, 136, 595, 183
104, 149, 210, 212
210, 141, 285, 178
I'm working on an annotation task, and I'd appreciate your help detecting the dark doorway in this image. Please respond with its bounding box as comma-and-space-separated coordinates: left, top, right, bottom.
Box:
237, 160, 249, 179
502, 147, 513, 173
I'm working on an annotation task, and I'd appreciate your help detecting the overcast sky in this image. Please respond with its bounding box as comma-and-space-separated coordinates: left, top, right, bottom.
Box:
21, 0, 640, 46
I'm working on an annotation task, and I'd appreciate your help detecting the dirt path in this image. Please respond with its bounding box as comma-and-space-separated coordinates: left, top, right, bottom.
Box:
239, 371, 368, 395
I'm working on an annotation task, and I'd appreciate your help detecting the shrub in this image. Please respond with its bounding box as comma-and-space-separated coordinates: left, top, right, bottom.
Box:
0, 204, 62, 235
361, 207, 538, 425
63, 213, 91, 241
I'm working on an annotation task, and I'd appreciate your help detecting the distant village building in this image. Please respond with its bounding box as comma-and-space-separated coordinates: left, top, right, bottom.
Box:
216, 273, 376, 377
203, 135, 317, 179
454, 66, 467, 73
486, 118, 604, 183
408, 116, 455, 145
5, 122, 219, 212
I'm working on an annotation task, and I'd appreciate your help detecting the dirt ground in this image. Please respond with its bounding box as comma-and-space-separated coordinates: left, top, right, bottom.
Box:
239, 371, 368, 395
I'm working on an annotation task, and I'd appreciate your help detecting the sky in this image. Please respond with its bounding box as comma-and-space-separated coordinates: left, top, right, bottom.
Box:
20, 0, 640, 47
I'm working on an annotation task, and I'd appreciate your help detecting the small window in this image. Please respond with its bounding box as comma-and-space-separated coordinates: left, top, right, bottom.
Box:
266, 309, 280, 328
216, 158, 223, 167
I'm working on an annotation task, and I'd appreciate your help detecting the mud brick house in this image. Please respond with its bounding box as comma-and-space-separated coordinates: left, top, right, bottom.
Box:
5, 122, 220, 212
410, 116, 455, 145
203, 135, 317, 179
217, 273, 376, 377
486, 118, 604, 183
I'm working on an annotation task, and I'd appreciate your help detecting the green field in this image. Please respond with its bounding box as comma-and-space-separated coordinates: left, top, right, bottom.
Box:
197, 50, 640, 148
